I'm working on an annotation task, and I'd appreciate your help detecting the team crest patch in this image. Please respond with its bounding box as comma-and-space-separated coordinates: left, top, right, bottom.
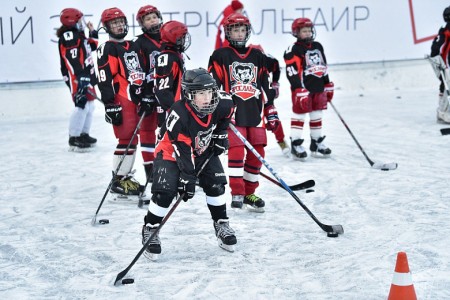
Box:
304, 50, 327, 77
229, 62, 260, 101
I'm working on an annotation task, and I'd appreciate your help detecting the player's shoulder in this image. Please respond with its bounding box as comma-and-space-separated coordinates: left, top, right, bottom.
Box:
217, 91, 234, 111
59, 29, 82, 46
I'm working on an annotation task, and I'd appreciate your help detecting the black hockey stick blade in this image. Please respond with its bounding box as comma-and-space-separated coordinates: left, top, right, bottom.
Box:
289, 179, 315, 191
441, 128, 450, 135
260, 172, 315, 191
371, 161, 398, 171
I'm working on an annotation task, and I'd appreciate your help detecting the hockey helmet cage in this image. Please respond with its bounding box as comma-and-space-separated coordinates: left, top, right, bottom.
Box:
181, 68, 219, 116
160, 21, 191, 52
223, 13, 251, 48
101, 7, 128, 39
136, 5, 163, 34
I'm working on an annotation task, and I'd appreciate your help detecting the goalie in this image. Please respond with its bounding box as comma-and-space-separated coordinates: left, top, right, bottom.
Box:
430, 6, 450, 124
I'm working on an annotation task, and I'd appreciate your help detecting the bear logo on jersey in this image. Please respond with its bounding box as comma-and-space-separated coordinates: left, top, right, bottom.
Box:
229, 62, 260, 101
194, 127, 213, 155
304, 49, 327, 78
124, 51, 145, 86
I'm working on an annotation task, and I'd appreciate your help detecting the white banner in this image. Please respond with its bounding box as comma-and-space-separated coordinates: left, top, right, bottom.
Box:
0, 0, 447, 83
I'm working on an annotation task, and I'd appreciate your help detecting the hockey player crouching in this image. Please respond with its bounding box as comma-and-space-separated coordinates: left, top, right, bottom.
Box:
141, 68, 237, 259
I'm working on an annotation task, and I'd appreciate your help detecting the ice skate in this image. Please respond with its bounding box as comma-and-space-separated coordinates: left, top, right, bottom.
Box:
142, 223, 161, 260
110, 171, 144, 202
291, 138, 307, 161
310, 136, 331, 158
213, 219, 237, 252
230, 195, 244, 209
80, 133, 97, 147
68, 136, 91, 152
243, 194, 265, 213
278, 140, 291, 157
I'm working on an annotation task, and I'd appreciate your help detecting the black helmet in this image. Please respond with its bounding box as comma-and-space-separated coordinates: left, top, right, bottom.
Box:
181, 68, 219, 116
444, 6, 450, 22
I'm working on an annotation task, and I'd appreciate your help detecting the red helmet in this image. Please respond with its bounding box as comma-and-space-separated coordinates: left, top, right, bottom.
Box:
291, 18, 315, 41
101, 7, 128, 39
60, 8, 83, 27
223, 13, 251, 48
160, 21, 191, 52
136, 5, 163, 34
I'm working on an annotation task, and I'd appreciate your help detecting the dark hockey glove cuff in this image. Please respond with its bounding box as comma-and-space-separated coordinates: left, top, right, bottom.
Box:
138, 95, 157, 116
211, 132, 229, 156
105, 104, 123, 126
177, 172, 197, 201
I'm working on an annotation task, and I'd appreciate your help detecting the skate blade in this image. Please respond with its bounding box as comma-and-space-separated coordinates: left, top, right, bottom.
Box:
143, 251, 159, 261
68, 146, 91, 153
218, 241, 235, 253
109, 194, 140, 203
244, 204, 265, 213
310, 152, 331, 158
292, 155, 307, 161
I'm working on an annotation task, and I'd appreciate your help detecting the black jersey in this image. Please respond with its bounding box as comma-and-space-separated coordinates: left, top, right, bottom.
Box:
58, 28, 98, 88
431, 23, 450, 65
208, 46, 274, 128
134, 32, 162, 95
154, 47, 185, 111
155, 91, 234, 176
96, 40, 146, 105
284, 41, 330, 93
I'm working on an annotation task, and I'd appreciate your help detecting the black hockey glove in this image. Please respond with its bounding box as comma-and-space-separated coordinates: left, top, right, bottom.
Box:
211, 132, 229, 156
138, 95, 157, 116
177, 172, 197, 201
74, 76, 90, 109
105, 104, 123, 126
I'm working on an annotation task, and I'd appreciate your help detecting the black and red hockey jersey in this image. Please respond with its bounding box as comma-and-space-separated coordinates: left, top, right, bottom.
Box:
96, 40, 147, 105
208, 46, 275, 128
58, 28, 98, 90
134, 32, 162, 95
431, 23, 450, 66
155, 91, 234, 176
154, 47, 185, 111
283, 41, 330, 93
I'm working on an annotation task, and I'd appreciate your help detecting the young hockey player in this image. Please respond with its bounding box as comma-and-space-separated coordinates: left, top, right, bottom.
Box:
208, 13, 278, 212
97, 7, 149, 197
250, 44, 290, 156
135, 5, 164, 182
141, 68, 237, 258
57, 8, 98, 151
154, 20, 191, 126
284, 18, 334, 160
430, 6, 450, 124
215, 0, 244, 49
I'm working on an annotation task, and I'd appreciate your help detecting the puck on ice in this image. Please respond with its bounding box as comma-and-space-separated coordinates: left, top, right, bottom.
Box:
99, 219, 109, 224
305, 189, 314, 193
122, 278, 134, 284
327, 232, 339, 238
381, 168, 389, 171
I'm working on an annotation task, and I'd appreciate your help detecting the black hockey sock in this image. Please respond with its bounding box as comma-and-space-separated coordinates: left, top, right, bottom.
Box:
144, 213, 163, 225
207, 204, 227, 222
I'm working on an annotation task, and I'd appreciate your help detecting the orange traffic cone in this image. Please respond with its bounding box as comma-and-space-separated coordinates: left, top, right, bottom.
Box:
387, 252, 417, 300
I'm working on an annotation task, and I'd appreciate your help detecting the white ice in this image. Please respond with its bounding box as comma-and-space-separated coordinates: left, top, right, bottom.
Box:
0, 59, 449, 299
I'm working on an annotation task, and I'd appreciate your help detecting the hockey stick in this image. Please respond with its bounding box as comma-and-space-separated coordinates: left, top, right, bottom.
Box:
329, 102, 397, 171
114, 153, 214, 286
441, 128, 450, 135
229, 124, 343, 235
137, 172, 152, 208
91, 113, 146, 225
260, 171, 315, 191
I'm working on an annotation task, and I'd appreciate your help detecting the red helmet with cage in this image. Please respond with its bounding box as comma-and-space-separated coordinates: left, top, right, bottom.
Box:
291, 18, 315, 42
136, 5, 163, 34
160, 21, 191, 52
60, 8, 83, 27
101, 7, 128, 40
223, 13, 251, 48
